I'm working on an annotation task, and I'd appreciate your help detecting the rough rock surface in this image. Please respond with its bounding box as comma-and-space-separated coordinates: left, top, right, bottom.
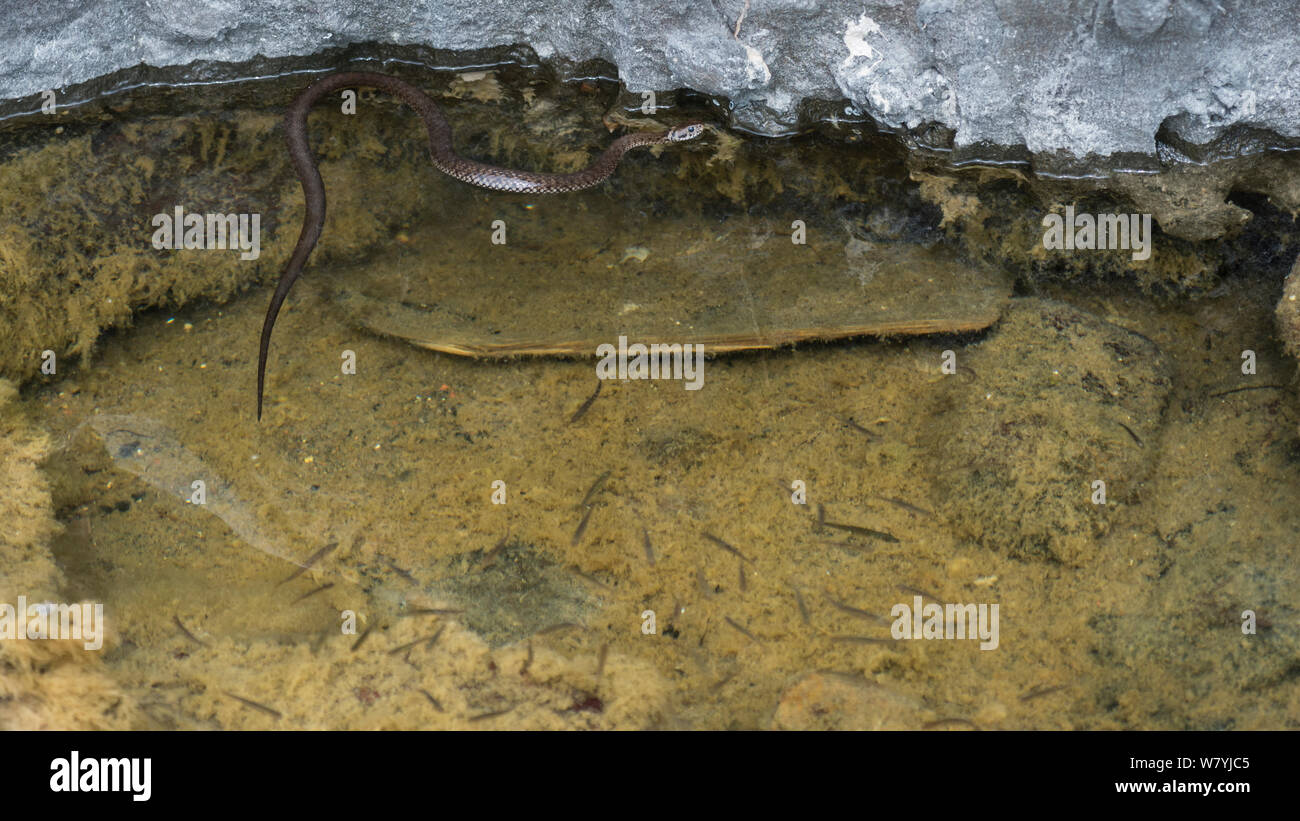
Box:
2, 0, 1298, 162
922, 298, 1173, 567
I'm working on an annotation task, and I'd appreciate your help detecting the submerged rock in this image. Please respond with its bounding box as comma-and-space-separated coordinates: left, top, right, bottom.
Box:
772, 672, 922, 730
922, 298, 1173, 566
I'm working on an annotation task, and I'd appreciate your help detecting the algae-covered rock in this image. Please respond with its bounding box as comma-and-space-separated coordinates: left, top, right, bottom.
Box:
922, 298, 1173, 566
0, 378, 137, 730
0, 378, 61, 599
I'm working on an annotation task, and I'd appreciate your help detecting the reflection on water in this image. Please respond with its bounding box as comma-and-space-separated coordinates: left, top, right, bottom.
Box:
1, 58, 1298, 730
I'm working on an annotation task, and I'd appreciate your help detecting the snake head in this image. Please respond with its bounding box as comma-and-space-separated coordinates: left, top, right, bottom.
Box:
666, 122, 706, 142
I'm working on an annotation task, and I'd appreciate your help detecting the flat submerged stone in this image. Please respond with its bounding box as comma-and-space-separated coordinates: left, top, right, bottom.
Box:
330, 217, 1011, 357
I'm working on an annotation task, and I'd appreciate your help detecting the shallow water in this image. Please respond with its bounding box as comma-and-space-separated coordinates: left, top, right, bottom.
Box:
3, 57, 1298, 730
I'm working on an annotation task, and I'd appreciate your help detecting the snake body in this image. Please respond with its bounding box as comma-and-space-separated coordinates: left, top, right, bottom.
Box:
257, 70, 704, 419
